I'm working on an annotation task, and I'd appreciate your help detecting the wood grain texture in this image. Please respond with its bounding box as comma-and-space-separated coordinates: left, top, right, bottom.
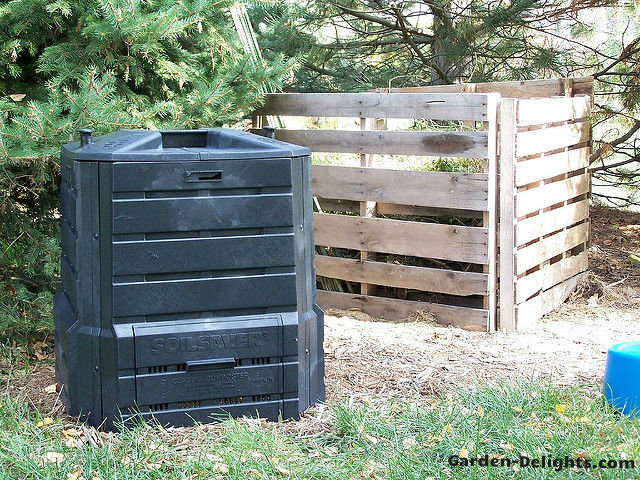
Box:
256, 92, 489, 121
515, 251, 588, 303
312, 165, 489, 211
254, 129, 489, 158
485, 93, 499, 331
516, 121, 590, 157
387, 77, 593, 99
515, 272, 587, 329
516, 222, 589, 275
313, 213, 488, 264
517, 96, 591, 126
515, 173, 590, 218
515, 200, 589, 247
316, 290, 488, 330
498, 98, 518, 332
376, 203, 485, 219
315, 255, 488, 296
515, 147, 589, 187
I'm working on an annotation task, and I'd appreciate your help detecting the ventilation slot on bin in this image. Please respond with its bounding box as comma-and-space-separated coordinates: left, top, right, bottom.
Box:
143, 364, 187, 374
252, 394, 272, 402
177, 400, 203, 410
218, 396, 244, 406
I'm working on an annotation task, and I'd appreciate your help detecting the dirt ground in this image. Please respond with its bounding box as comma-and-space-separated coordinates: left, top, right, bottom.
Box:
3, 206, 639, 417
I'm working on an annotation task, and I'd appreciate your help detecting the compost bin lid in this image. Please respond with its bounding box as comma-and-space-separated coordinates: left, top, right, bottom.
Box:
61, 128, 311, 161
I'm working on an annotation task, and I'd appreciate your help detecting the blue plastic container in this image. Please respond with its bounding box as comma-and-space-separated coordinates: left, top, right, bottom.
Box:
603, 341, 640, 417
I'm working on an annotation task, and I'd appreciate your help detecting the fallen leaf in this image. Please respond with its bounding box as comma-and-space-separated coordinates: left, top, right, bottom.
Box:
512, 406, 523, 413
477, 405, 485, 417
275, 465, 291, 476
37, 417, 55, 428
67, 468, 83, 480
62, 428, 82, 438
43, 451, 65, 465
120, 456, 131, 466
212, 462, 229, 473
44, 384, 57, 394
575, 416, 590, 424
443, 424, 453, 434
65, 438, 79, 449
9, 94, 26, 102
501, 442, 515, 452
459, 448, 469, 458
555, 404, 567, 414
6, 284, 16, 295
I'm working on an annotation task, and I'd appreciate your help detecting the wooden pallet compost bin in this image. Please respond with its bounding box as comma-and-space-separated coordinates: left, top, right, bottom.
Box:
252, 77, 594, 332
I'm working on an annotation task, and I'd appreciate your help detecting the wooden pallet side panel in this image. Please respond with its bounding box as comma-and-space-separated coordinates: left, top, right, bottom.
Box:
512, 95, 591, 328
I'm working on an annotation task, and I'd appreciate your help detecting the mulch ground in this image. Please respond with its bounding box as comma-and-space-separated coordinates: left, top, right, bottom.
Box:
589, 204, 640, 289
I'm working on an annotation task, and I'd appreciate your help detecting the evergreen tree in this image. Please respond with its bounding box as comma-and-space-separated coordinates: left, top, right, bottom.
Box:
251, 0, 602, 92
0, 0, 292, 340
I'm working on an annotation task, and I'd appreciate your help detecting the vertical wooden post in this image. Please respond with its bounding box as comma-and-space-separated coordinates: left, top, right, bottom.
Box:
485, 93, 499, 332
499, 98, 518, 332
359, 117, 377, 296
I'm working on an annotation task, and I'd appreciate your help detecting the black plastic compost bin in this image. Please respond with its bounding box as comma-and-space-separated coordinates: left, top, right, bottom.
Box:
54, 128, 325, 429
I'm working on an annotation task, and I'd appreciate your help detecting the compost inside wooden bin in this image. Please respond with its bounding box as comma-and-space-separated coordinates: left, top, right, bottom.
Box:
315, 205, 486, 309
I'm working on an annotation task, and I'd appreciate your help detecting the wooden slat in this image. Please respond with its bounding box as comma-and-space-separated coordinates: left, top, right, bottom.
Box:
255, 129, 489, 158
376, 203, 484, 219
515, 272, 586, 329
515, 173, 589, 218
315, 255, 488, 296
312, 165, 488, 211
499, 98, 518, 332
313, 213, 488, 264
256, 93, 489, 121
316, 290, 488, 331
516, 222, 589, 275
517, 121, 590, 157
485, 93, 499, 331
515, 251, 588, 303
389, 77, 593, 99
516, 200, 589, 247
515, 147, 589, 187
517, 96, 591, 126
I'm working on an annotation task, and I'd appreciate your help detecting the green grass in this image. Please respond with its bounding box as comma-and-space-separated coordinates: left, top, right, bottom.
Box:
0, 381, 639, 479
